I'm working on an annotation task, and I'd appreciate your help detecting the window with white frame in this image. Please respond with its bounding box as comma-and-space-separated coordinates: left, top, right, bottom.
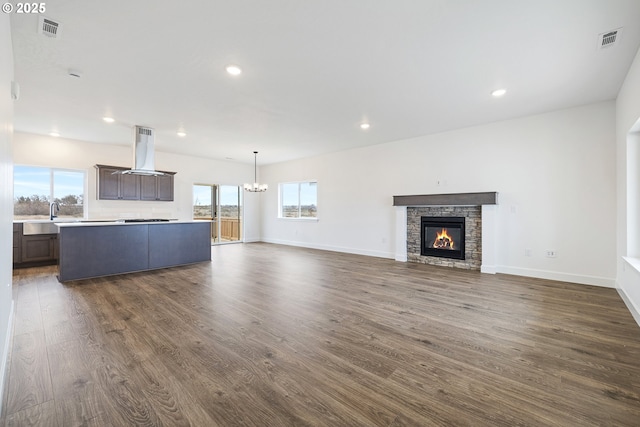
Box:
279, 181, 317, 219
14, 165, 86, 220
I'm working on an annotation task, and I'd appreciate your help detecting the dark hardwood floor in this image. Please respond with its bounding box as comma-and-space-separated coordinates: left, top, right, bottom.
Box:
2, 242, 640, 426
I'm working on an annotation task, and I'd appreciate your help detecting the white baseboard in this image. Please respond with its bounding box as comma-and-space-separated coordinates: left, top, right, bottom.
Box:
481, 264, 497, 274
243, 237, 261, 243
618, 287, 640, 328
0, 299, 14, 416
260, 238, 395, 259
496, 265, 616, 288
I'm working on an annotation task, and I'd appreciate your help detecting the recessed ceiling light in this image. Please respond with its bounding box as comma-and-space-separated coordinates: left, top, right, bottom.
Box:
491, 88, 507, 97
49, 132, 60, 137
103, 116, 115, 123
225, 65, 242, 76
177, 131, 187, 137
360, 123, 371, 130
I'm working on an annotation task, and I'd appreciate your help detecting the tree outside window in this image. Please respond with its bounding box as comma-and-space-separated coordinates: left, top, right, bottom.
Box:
14, 165, 86, 220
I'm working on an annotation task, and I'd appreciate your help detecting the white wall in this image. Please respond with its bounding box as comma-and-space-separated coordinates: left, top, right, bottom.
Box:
261, 101, 617, 287
12, 133, 262, 242
616, 46, 640, 325
0, 12, 14, 413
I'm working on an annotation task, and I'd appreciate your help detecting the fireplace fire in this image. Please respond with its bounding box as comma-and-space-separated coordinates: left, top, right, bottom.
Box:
421, 216, 465, 260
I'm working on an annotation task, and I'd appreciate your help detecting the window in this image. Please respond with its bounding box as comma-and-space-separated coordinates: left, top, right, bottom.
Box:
14, 165, 86, 220
279, 181, 317, 219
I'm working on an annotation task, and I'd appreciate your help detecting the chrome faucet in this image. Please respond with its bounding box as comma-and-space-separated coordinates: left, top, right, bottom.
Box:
49, 201, 60, 220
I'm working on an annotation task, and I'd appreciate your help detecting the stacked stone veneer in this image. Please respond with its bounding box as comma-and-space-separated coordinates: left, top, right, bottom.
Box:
407, 206, 481, 270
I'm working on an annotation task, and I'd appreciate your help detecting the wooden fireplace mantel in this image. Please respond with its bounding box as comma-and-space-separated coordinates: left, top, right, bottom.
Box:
393, 191, 498, 206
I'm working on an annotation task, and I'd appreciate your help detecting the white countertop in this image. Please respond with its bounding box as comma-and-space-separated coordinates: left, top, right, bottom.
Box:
55, 219, 212, 227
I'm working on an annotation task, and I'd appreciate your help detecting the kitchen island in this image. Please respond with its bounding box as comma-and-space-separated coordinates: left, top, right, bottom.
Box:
57, 220, 211, 282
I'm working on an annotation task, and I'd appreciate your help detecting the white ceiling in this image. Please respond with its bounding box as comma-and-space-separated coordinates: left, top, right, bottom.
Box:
10, 0, 640, 165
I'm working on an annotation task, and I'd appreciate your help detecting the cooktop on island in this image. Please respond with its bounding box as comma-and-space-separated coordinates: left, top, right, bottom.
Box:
120, 218, 171, 223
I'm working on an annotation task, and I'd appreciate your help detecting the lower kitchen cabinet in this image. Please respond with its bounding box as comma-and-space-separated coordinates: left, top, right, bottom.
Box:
13, 222, 59, 268
22, 234, 58, 263
13, 223, 22, 264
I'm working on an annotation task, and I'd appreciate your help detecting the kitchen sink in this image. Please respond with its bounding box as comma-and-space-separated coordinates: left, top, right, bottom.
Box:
22, 220, 78, 235
23, 221, 59, 235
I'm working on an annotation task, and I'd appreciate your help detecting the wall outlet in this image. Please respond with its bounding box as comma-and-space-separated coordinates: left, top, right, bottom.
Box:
545, 250, 557, 258
525, 248, 532, 257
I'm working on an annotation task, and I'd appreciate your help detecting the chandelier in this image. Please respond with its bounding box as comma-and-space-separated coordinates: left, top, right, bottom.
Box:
244, 151, 268, 192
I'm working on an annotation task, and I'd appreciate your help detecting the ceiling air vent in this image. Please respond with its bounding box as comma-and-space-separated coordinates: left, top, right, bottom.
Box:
138, 127, 153, 137
598, 28, 622, 49
38, 16, 61, 38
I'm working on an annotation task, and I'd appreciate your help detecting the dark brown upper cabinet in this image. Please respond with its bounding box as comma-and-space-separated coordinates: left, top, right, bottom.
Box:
96, 165, 175, 201
140, 174, 174, 201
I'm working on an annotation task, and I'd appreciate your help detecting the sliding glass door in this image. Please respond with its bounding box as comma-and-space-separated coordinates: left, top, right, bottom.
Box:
193, 184, 242, 244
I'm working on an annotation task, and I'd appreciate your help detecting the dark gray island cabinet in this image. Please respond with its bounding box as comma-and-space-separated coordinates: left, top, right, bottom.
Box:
57, 221, 211, 282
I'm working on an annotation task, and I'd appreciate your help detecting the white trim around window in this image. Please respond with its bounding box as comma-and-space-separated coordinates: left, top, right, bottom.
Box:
278, 181, 318, 220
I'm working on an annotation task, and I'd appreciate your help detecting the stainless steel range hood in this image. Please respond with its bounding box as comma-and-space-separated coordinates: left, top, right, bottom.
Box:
119, 126, 165, 175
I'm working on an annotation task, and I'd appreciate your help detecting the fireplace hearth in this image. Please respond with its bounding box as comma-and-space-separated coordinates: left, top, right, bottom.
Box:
421, 216, 465, 260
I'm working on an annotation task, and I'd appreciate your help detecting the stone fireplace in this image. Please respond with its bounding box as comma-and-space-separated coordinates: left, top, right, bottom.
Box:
408, 206, 480, 269
393, 192, 497, 272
